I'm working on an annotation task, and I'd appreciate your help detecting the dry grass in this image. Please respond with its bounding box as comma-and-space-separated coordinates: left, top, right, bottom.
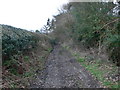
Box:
62, 41, 119, 88
2, 35, 53, 88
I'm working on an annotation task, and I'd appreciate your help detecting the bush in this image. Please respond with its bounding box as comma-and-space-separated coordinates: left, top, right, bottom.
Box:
2, 25, 39, 63
53, 2, 119, 66
49, 38, 58, 47
106, 34, 120, 66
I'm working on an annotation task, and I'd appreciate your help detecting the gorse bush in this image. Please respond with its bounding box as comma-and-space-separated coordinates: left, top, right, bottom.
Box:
2, 25, 40, 63
2, 25, 42, 76
2, 36, 38, 58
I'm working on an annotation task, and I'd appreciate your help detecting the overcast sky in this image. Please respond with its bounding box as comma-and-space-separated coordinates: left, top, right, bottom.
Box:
0, 0, 68, 30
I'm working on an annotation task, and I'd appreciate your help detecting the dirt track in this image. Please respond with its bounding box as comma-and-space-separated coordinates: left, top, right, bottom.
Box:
31, 45, 102, 88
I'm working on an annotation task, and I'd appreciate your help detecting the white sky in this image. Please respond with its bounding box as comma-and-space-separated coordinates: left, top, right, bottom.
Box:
0, 0, 68, 31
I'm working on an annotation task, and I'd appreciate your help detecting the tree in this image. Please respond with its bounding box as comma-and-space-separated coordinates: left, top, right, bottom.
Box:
35, 30, 40, 33
52, 2, 120, 66
41, 18, 55, 34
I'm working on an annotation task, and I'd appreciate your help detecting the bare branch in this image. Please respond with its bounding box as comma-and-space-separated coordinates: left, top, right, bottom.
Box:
100, 18, 119, 30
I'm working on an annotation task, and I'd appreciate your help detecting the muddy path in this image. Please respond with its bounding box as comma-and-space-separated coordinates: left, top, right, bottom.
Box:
30, 45, 102, 88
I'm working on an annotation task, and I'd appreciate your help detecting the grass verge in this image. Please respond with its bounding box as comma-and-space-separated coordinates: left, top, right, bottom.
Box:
63, 44, 119, 88
75, 54, 119, 88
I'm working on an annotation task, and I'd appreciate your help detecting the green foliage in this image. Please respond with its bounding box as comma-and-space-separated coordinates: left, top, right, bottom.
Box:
2, 25, 41, 76
2, 25, 39, 62
10, 83, 17, 88
24, 56, 30, 61
47, 48, 53, 53
3, 57, 20, 75
9, 68, 19, 75
49, 38, 58, 47
77, 57, 85, 62
70, 2, 119, 65
3, 58, 17, 67
75, 55, 118, 88
35, 30, 40, 33
103, 21, 120, 66
64, 45, 70, 50
105, 34, 120, 66
54, 2, 119, 65
23, 72, 33, 77
70, 2, 114, 46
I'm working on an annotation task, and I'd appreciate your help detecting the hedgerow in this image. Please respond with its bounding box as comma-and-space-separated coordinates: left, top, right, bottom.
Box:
2, 25, 39, 63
